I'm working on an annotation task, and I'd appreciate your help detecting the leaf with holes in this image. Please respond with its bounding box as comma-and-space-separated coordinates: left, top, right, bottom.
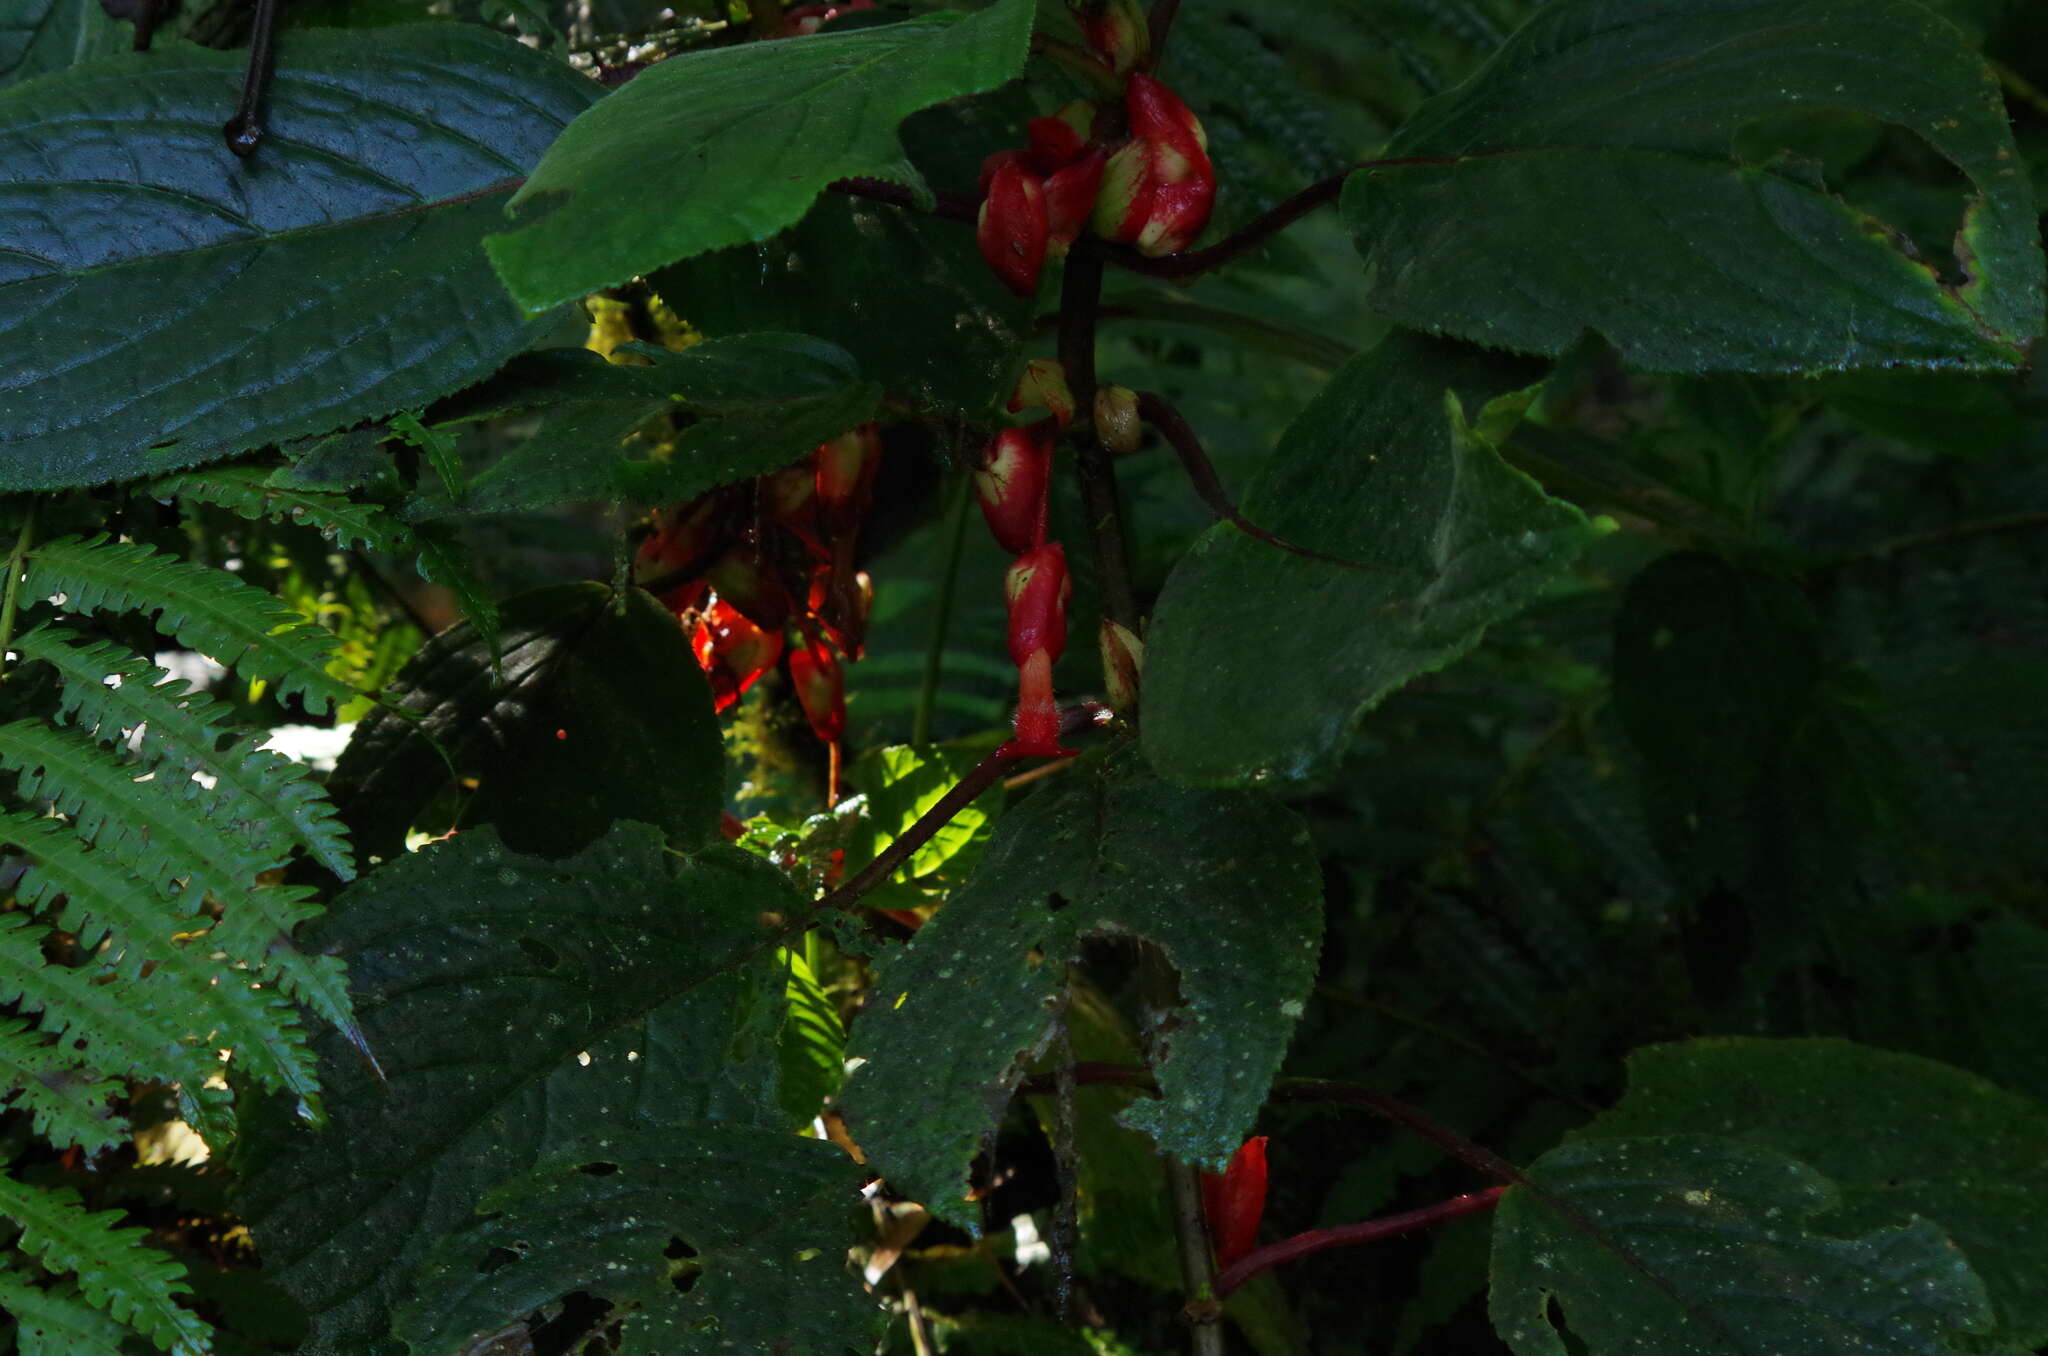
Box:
1344, 0, 2045, 372
0, 25, 597, 489
839, 750, 1322, 1229
484, 0, 1036, 313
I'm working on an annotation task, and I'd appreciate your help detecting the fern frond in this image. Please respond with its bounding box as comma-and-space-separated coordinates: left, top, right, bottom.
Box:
185, 973, 322, 1117
0, 810, 179, 981
149, 466, 413, 554
0, 916, 216, 1090
0, 1266, 131, 1356
0, 1171, 212, 1355
203, 889, 355, 1028
15, 625, 357, 879
0, 720, 278, 904
0, 1017, 123, 1156
22, 536, 350, 715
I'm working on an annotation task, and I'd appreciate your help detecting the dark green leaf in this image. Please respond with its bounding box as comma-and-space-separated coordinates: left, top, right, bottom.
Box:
0, 0, 125, 89
485, 0, 1036, 314
420, 334, 878, 516
1491, 1134, 1996, 1356
778, 947, 847, 1129
1141, 334, 1607, 786
396, 1123, 879, 1355
327, 582, 722, 860
0, 26, 598, 489
840, 750, 1322, 1228
1576, 1038, 2048, 1347
1816, 371, 2025, 456
1344, 0, 2044, 372
650, 188, 1039, 419
234, 824, 805, 1354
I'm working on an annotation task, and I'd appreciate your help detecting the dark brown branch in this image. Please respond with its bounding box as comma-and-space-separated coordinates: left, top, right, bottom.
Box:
1145, 0, 1184, 62
223, 0, 282, 157
828, 177, 979, 224
1213, 1188, 1504, 1297
1061, 246, 1142, 635
1137, 391, 1379, 571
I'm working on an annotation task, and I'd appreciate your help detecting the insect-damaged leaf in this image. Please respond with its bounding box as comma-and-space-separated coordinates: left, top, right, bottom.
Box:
0, 26, 597, 489
1344, 0, 2045, 373
1141, 333, 1607, 787
839, 750, 1322, 1229
234, 825, 815, 1354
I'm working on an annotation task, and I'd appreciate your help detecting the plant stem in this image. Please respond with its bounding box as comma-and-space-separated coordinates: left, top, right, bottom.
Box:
1060, 246, 1142, 635
0, 504, 38, 684
1146, 0, 1185, 61
1826, 510, 2048, 567
1033, 34, 1127, 94
1212, 1188, 1504, 1297
829, 177, 979, 223
222, 0, 281, 157
1312, 985, 1598, 1114
913, 472, 975, 748
1137, 949, 1226, 1356
815, 746, 1021, 912
1079, 294, 1358, 371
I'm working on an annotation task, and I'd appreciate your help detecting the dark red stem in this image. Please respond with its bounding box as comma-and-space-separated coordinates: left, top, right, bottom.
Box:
1212, 1188, 1504, 1297
1145, 0, 1184, 61
829, 177, 979, 224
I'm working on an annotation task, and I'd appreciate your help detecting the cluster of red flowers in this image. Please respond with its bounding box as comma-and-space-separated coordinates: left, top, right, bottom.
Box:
634, 426, 881, 797
975, 0, 1216, 297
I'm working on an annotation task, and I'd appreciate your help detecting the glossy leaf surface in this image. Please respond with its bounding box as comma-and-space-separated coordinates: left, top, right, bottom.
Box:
0, 26, 597, 489
1344, 0, 2045, 372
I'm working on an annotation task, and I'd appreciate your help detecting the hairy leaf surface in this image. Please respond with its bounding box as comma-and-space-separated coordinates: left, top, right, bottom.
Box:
1142, 334, 1606, 785
0, 26, 598, 488
486, 0, 1035, 312
840, 751, 1322, 1228
1344, 0, 2045, 371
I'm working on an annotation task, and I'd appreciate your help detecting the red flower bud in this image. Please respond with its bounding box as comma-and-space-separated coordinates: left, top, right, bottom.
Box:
1004, 542, 1071, 668
1200, 1137, 1268, 1271
704, 547, 789, 632
1042, 148, 1106, 257
1099, 618, 1143, 712
690, 600, 784, 713
788, 637, 847, 745
1025, 114, 1087, 172
976, 424, 1054, 556
814, 423, 881, 522
1067, 0, 1147, 73
1010, 648, 1063, 756
979, 147, 1027, 196
633, 499, 718, 586
1006, 360, 1076, 429
977, 159, 1051, 298
1092, 76, 1215, 257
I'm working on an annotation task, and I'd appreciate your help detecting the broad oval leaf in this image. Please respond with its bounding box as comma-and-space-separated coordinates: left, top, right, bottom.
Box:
485, 0, 1036, 314
1141, 334, 1608, 787
0, 0, 126, 90
1491, 1135, 1996, 1356
840, 750, 1323, 1229
1577, 1038, 2048, 1349
0, 26, 598, 489
1344, 0, 2045, 373
234, 825, 809, 1354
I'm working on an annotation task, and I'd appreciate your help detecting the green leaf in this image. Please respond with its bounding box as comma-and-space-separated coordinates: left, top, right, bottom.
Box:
0, 915, 217, 1089
0, 0, 126, 90
152, 466, 413, 554
0, 26, 598, 489
421, 334, 879, 516
1141, 334, 1607, 786
1815, 371, 2025, 456
839, 750, 1322, 1229
327, 582, 723, 860
0, 1269, 131, 1356
846, 741, 999, 881
1344, 0, 2045, 373
1576, 1038, 2048, 1348
0, 1015, 122, 1155
485, 0, 1036, 314
0, 1169, 213, 1355
779, 947, 847, 1129
233, 825, 808, 1353
649, 195, 1037, 418
396, 1123, 879, 1355
1489, 1134, 1995, 1356
23, 536, 351, 715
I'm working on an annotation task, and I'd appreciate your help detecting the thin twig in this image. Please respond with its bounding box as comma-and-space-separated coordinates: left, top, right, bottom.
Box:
1032, 34, 1127, 94
1826, 510, 2048, 568
913, 472, 975, 748
815, 746, 1021, 912
828, 177, 979, 223
1213, 1188, 1504, 1297
1145, 0, 1184, 62
1138, 948, 1226, 1356
223, 0, 282, 157
0, 504, 39, 683
1314, 984, 1599, 1114
1061, 246, 1142, 635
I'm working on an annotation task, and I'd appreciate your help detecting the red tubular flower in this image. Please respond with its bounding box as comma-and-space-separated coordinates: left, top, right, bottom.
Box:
1006, 360, 1076, 429
976, 423, 1055, 556
977, 159, 1051, 297
633, 499, 718, 586
1067, 0, 1147, 73
788, 636, 847, 745
1200, 1137, 1269, 1271
1042, 148, 1106, 257
1025, 113, 1087, 171
1003, 543, 1073, 756
705, 547, 790, 632
1092, 75, 1215, 257
691, 599, 784, 713
814, 424, 881, 529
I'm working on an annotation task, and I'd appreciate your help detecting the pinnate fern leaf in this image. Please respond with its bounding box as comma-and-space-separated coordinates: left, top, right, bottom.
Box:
14, 623, 356, 878
0, 1170, 212, 1355
22, 536, 350, 715
0, 1268, 131, 1355
0, 1016, 122, 1155
150, 466, 412, 554
0, 915, 218, 1090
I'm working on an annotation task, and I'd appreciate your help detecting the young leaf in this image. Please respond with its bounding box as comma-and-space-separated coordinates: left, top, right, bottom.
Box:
1344, 0, 2045, 372
23, 537, 352, 715
1577, 1038, 2048, 1348
395, 1124, 880, 1354
327, 582, 723, 860
0, 26, 598, 489
1490, 1135, 1995, 1356
233, 825, 810, 1352
485, 0, 1037, 313
1141, 334, 1608, 786
839, 750, 1322, 1229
